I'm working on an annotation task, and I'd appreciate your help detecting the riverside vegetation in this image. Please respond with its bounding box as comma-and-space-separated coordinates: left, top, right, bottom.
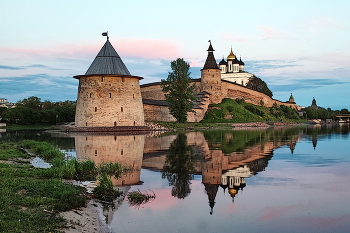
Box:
0, 139, 149, 232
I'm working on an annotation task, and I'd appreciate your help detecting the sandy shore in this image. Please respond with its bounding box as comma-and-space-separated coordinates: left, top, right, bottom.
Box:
60, 200, 114, 233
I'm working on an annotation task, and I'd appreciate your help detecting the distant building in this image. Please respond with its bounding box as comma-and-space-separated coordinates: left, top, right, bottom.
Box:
0, 98, 16, 108
311, 97, 318, 109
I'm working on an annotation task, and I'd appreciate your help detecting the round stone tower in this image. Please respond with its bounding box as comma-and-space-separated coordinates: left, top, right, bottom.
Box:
73, 35, 146, 130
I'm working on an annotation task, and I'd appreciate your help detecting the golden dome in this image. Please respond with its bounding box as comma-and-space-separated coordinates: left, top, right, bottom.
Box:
228, 188, 237, 198
227, 48, 236, 60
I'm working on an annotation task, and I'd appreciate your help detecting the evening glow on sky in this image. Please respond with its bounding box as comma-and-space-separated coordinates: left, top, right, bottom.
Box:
0, 0, 349, 109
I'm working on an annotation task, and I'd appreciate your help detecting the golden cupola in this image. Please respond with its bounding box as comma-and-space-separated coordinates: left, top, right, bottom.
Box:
227, 48, 236, 60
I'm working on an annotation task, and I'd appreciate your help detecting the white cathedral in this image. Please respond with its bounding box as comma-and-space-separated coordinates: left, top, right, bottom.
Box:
218, 48, 253, 86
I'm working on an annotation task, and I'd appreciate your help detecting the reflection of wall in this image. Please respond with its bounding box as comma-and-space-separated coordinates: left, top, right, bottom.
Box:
74, 134, 144, 186
142, 131, 299, 184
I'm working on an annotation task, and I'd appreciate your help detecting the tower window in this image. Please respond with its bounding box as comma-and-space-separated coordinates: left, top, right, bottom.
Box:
109, 93, 112, 98
121, 149, 123, 155
122, 77, 125, 82
134, 121, 136, 126
114, 121, 117, 126
86, 122, 88, 126
133, 94, 134, 98
95, 150, 97, 156
90, 93, 92, 98
102, 76, 104, 82
95, 107, 97, 112
121, 107, 123, 112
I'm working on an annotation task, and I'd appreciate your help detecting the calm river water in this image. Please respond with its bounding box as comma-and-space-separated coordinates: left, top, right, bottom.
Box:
1, 124, 350, 233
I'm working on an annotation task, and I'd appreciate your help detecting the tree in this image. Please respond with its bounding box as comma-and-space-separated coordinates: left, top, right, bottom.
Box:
16, 96, 42, 110
246, 76, 273, 97
162, 133, 195, 199
161, 58, 196, 123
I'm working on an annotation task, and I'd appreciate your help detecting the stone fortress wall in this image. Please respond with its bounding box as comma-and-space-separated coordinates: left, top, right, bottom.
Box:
141, 78, 297, 123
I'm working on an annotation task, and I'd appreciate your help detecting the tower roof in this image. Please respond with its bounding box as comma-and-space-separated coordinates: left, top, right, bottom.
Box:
85, 39, 131, 76
203, 41, 219, 70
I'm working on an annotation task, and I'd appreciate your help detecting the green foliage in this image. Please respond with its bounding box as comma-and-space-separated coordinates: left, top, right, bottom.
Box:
161, 58, 196, 123
305, 106, 336, 120
127, 189, 156, 207
93, 173, 122, 202
2, 97, 76, 125
202, 98, 302, 123
0, 142, 87, 232
246, 76, 273, 97
98, 162, 132, 179
21, 139, 65, 161
75, 160, 98, 181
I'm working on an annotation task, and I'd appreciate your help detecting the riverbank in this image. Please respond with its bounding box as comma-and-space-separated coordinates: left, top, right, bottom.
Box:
60, 200, 113, 233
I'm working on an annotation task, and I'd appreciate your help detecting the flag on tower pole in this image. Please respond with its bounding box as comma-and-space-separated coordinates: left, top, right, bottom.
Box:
102, 31, 109, 40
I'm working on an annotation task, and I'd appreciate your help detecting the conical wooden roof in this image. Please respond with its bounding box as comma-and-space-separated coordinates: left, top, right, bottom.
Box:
85, 39, 131, 76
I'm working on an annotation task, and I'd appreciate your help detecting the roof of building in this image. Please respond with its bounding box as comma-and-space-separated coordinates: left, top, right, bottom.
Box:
239, 57, 245, 65
85, 39, 131, 76
227, 48, 236, 60
219, 58, 227, 65
203, 42, 219, 70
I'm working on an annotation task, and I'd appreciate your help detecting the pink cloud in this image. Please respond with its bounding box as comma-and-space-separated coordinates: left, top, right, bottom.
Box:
259, 205, 300, 221
114, 38, 182, 60
258, 25, 288, 40
0, 38, 182, 61
294, 215, 350, 230
143, 188, 179, 210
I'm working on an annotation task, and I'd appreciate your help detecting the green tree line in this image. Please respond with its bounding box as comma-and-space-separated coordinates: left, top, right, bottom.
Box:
0, 96, 76, 124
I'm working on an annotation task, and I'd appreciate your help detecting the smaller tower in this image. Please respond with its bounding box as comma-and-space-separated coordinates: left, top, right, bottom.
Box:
200, 41, 222, 104
289, 93, 295, 103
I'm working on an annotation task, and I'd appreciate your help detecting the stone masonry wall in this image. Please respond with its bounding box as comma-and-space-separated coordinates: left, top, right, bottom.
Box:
75, 75, 145, 127
140, 79, 297, 122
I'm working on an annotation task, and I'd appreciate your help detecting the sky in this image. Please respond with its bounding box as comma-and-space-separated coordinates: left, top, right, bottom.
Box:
0, 0, 349, 110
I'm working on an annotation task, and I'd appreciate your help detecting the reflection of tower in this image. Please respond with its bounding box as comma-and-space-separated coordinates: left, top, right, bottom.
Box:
221, 166, 252, 202
74, 134, 145, 185
204, 183, 219, 215
202, 150, 223, 185
312, 135, 318, 150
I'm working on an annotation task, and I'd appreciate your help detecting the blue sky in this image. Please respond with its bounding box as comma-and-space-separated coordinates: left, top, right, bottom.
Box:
0, 0, 349, 110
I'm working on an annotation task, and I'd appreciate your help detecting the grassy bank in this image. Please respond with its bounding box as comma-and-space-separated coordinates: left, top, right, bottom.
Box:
0, 142, 86, 232
0, 140, 132, 232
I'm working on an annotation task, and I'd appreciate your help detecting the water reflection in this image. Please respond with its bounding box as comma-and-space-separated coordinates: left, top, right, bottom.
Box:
162, 133, 196, 199
1, 124, 350, 232
73, 133, 145, 186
